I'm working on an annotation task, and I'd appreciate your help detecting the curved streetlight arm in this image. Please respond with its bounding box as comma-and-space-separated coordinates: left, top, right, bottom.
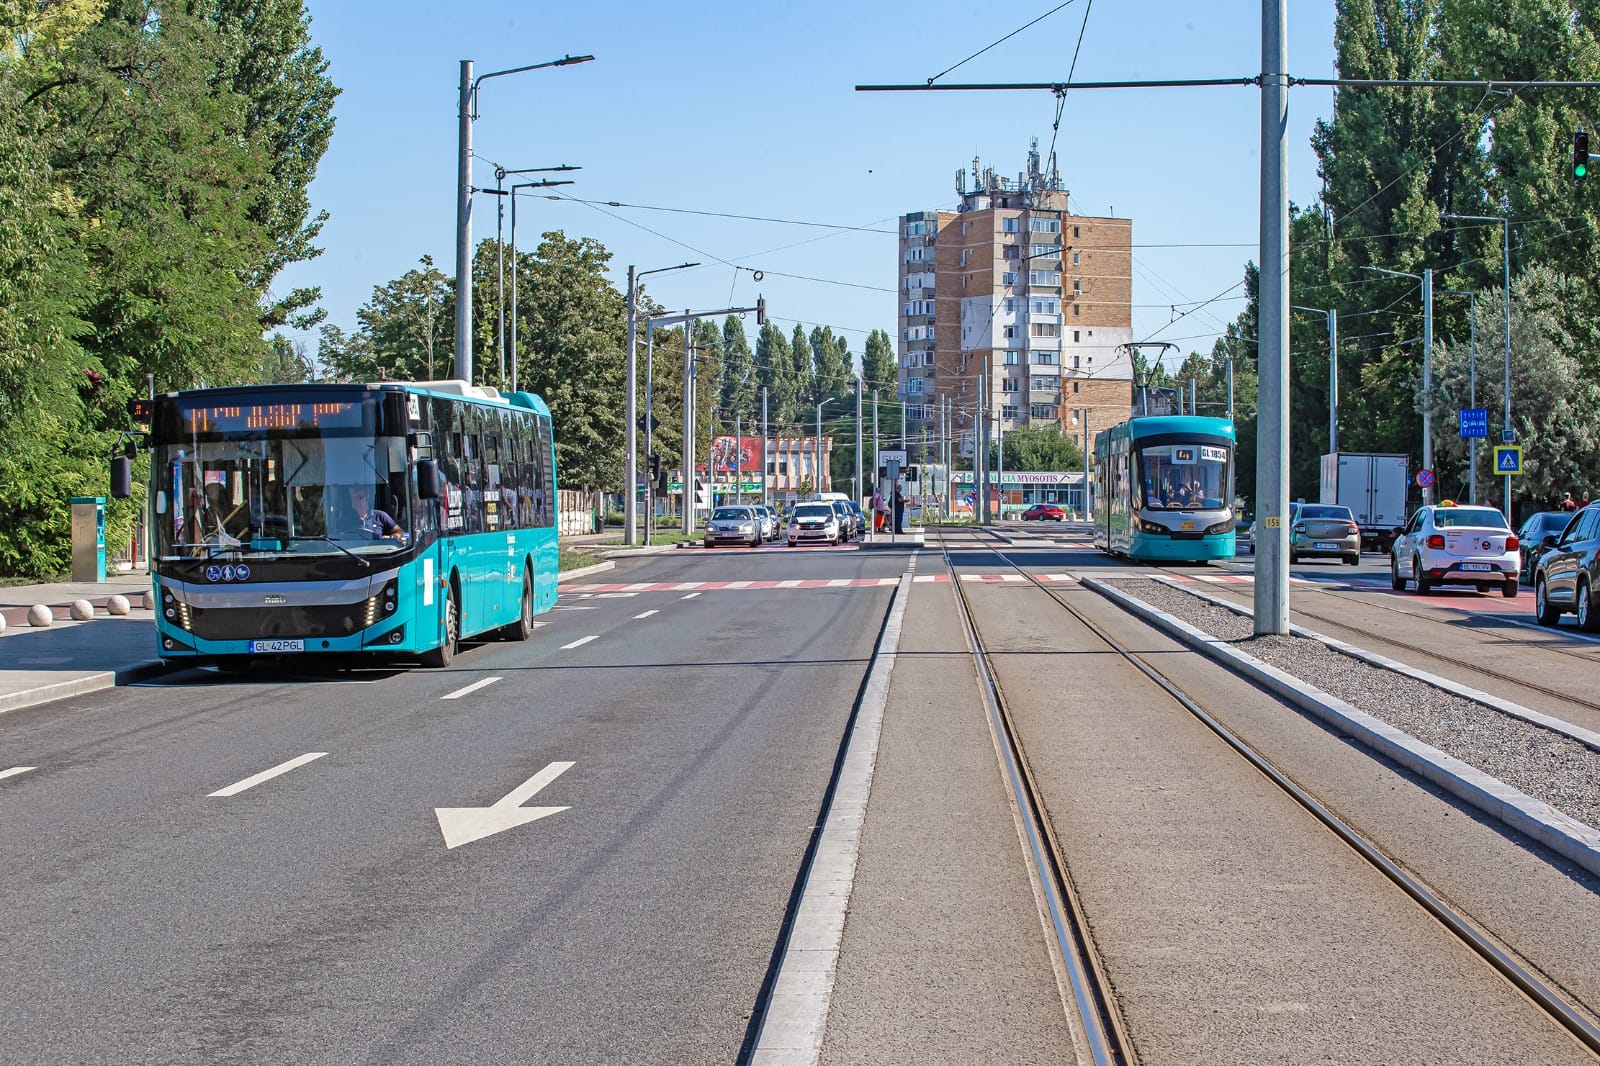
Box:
471, 56, 595, 116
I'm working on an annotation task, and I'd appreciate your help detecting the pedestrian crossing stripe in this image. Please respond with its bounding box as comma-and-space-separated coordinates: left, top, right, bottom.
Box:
560, 573, 1085, 595
1494, 444, 1522, 474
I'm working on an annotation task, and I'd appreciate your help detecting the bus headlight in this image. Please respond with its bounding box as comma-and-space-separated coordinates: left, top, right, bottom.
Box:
1206, 521, 1234, 536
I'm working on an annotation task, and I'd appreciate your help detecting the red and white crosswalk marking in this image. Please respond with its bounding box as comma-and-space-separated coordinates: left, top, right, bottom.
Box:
561, 572, 1082, 595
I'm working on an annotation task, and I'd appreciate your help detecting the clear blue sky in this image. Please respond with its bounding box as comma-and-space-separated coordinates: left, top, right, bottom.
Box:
277, 1, 1339, 374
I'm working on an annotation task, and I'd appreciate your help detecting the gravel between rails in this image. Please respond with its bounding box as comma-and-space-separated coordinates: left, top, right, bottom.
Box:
1108, 578, 1600, 835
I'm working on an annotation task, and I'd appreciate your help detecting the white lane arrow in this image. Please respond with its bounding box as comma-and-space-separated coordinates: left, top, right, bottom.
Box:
435, 760, 575, 849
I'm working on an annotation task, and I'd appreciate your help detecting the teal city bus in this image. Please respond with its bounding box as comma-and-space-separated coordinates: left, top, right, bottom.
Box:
1093, 415, 1237, 562
115, 380, 559, 669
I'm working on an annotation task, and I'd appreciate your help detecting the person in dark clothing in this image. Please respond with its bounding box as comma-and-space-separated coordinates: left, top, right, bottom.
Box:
348, 485, 403, 539
893, 482, 906, 534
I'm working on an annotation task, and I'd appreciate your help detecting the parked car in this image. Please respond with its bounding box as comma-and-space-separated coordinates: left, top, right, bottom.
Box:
1516, 511, 1573, 583
750, 504, 778, 542
1534, 503, 1600, 628
1389, 503, 1519, 597
843, 500, 867, 538
789, 502, 842, 546
1288, 502, 1361, 565
1021, 502, 1066, 521
1236, 519, 1253, 554
704, 505, 762, 548
829, 499, 858, 540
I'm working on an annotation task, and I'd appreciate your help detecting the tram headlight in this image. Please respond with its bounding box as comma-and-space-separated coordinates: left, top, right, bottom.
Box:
1206, 520, 1234, 536
1136, 517, 1168, 535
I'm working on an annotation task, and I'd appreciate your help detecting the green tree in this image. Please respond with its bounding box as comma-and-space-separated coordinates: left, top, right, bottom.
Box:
810, 325, 850, 399
354, 255, 451, 380
755, 321, 795, 424
259, 332, 314, 383
720, 315, 756, 423
513, 231, 628, 490
861, 328, 895, 394
996, 423, 1083, 471
790, 323, 815, 407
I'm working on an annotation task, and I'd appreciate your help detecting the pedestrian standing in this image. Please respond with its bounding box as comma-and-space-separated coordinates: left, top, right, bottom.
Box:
1562, 491, 1577, 512
893, 481, 906, 534
872, 487, 886, 533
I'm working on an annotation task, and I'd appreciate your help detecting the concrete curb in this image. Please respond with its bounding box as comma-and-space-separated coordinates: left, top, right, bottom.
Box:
557, 560, 616, 583
600, 545, 679, 558
1083, 575, 1600, 880
0, 658, 180, 718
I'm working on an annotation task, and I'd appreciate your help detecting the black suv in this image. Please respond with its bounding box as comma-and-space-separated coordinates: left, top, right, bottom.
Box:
1534, 503, 1600, 629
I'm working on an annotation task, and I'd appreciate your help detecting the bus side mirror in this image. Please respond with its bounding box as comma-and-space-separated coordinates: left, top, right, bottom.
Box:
111, 456, 132, 499
417, 458, 442, 500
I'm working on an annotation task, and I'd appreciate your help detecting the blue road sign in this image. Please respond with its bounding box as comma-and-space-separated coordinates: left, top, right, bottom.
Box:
1501, 428, 1517, 444
1459, 408, 1488, 438
1494, 445, 1523, 475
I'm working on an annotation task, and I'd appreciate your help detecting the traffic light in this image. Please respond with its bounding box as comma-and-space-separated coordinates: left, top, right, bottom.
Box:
755, 296, 766, 326
903, 465, 919, 483
647, 452, 661, 480
1575, 129, 1590, 179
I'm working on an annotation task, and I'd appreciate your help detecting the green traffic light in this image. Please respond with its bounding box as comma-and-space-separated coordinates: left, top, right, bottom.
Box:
1579, 163, 1589, 178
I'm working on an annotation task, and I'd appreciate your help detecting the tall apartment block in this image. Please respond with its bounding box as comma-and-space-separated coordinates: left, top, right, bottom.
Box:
898, 142, 1134, 462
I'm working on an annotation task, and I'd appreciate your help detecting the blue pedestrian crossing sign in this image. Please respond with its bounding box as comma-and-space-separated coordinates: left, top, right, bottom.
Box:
1459, 408, 1488, 438
1494, 444, 1523, 475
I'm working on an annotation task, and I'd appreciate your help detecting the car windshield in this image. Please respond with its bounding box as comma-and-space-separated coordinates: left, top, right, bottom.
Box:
1299, 505, 1352, 521
711, 507, 751, 521
1434, 507, 1508, 529
794, 504, 833, 519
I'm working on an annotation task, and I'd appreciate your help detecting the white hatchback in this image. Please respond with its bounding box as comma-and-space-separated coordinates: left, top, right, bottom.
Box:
1389, 504, 1520, 597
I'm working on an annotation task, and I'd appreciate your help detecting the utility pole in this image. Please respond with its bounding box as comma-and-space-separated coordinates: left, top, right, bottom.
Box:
735, 412, 742, 505
645, 325, 655, 542
855, 375, 863, 507
762, 387, 769, 507
872, 391, 880, 499
682, 312, 696, 536
1423, 267, 1434, 505
625, 265, 638, 543
816, 404, 824, 494
980, 355, 992, 525
1256, 0, 1291, 635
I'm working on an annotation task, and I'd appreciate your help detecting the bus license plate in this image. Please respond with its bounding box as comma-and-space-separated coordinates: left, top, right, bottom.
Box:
1460, 563, 1491, 572
249, 639, 304, 653
1181, 521, 1195, 531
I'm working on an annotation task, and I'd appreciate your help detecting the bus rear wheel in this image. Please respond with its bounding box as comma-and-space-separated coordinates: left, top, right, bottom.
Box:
506, 567, 534, 641
423, 587, 459, 668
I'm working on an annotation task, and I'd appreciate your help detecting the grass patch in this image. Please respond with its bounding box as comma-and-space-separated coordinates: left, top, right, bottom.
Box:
559, 548, 607, 572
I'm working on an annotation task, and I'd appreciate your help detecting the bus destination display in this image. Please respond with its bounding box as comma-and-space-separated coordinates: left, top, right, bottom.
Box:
180, 400, 365, 434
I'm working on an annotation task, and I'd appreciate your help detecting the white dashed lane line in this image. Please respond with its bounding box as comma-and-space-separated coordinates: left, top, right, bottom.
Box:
441, 677, 502, 701
681, 592, 701, 600
208, 752, 328, 798
633, 610, 659, 620
0, 766, 37, 784
561, 635, 599, 650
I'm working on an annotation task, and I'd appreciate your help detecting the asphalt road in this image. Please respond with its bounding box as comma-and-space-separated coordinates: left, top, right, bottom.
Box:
0, 542, 907, 1065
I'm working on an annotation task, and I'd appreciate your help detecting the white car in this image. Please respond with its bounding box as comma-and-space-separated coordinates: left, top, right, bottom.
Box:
788, 502, 841, 546
1389, 504, 1519, 597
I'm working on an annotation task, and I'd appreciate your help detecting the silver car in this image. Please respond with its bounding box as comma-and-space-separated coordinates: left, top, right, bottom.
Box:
1389, 504, 1519, 597
1288, 503, 1360, 565
704, 505, 762, 548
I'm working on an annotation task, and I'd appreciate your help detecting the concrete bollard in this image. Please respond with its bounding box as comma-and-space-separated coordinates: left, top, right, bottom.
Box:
107, 595, 131, 616
141, 591, 155, 610
70, 599, 95, 621
0, 613, 7, 636
27, 604, 53, 627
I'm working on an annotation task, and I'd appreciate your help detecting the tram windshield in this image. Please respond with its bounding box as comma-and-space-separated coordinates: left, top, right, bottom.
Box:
1138, 443, 1230, 511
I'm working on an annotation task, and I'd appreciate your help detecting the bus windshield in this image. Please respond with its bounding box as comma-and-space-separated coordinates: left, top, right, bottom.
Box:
1138, 443, 1231, 511
154, 432, 411, 561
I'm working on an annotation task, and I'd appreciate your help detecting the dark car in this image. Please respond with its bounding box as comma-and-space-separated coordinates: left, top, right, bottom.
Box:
1021, 503, 1066, 521
844, 500, 867, 537
829, 500, 858, 540
1534, 503, 1600, 628
1517, 511, 1573, 583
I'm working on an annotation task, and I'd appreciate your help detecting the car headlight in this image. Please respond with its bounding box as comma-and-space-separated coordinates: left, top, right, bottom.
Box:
739, 523, 752, 531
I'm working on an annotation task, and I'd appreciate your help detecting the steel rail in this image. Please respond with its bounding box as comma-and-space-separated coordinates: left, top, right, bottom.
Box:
951, 529, 1600, 1059
935, 527, 1129, 1066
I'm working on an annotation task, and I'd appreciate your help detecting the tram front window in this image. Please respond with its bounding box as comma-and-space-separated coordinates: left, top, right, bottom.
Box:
1138, 444, 1230, 511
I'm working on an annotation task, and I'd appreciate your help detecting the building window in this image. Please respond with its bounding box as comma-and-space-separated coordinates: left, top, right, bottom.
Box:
1003, 325, 1016, 339
1030, 322, 1059, 338
908, 377, 924, 394
1002, 271, 1018, 285
1029, 244, 1058, 259
962, 222, 969, 235
1073, 225, 1081, 238
1073, 355, 1081, 369
1002, 404, 1019, 420
1073, 304, 1080, 316
1030, 298, 1059, 314
1003, 246, 1020, 260
1073, 252, 1081, 265
1073, 279, 1082, 293
1004, 298, 1017, 313
1003, 217, 1019, 233
905, 221, 926, 237
1032, 351, 1058, 365
1029, 218, 1060, 233
1003, 350, 1019, 365
1073, 330, 1080, 342
1074, 381, 1081, 393
1031, 377, 1056, 392
1028, 270, 1060, 286
1002, 378, 1019, 393
1031, 404, 1055, 420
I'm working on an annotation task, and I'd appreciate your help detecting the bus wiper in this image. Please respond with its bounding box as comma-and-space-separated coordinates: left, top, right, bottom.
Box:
286, 535, 371, 567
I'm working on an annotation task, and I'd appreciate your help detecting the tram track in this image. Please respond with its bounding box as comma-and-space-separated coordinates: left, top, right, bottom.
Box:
938, 526, 1600, 1062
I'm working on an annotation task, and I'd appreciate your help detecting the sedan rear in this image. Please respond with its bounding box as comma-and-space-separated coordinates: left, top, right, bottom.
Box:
1289, 504, 1360, 565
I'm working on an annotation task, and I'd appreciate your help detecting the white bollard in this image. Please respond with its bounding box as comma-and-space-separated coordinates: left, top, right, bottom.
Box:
107, 595, 131, 616
70, 599, 95, 621
141, 591, 155, 610
0, 613, 7, 636
27, 604, 53, 627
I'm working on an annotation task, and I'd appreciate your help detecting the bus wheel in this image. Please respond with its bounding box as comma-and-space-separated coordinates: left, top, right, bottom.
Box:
423, 587, 459, 667
508, 567, 534, 641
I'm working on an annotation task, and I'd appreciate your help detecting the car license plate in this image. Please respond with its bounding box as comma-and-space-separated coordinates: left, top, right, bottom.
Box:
249, 639, 304, 653
1314, 541, 1339, 550
1459, 562, 1491, 572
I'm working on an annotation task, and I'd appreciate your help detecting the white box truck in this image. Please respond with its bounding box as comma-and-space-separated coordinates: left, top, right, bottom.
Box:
1319, 452, 1410, 553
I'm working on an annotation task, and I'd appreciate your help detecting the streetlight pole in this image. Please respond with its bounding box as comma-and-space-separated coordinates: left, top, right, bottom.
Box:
1363, 265, 1435, 504
1257, 0, 1290, 636
454, 54, 594, 383
624, 260, 697, 545
1444, 213, 1514, 516
854, 375, 863, 509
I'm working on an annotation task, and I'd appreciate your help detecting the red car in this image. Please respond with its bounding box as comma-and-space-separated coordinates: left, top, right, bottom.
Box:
1021, 503, 1066, 521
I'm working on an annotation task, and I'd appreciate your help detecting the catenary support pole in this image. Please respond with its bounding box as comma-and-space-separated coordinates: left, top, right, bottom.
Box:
454, 60, 474, 383
1422, 268, 1434, 506
1502, 218, 1513, 519
762, 387, 769, 507
1255, 0, 1290, 636
645, 326, 655, 542
682, 313, 696, 536
1328, 308, 1338, 454
624, 265, 638, 545
495, 170, 506, 387
1469, 296, 1477, 504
